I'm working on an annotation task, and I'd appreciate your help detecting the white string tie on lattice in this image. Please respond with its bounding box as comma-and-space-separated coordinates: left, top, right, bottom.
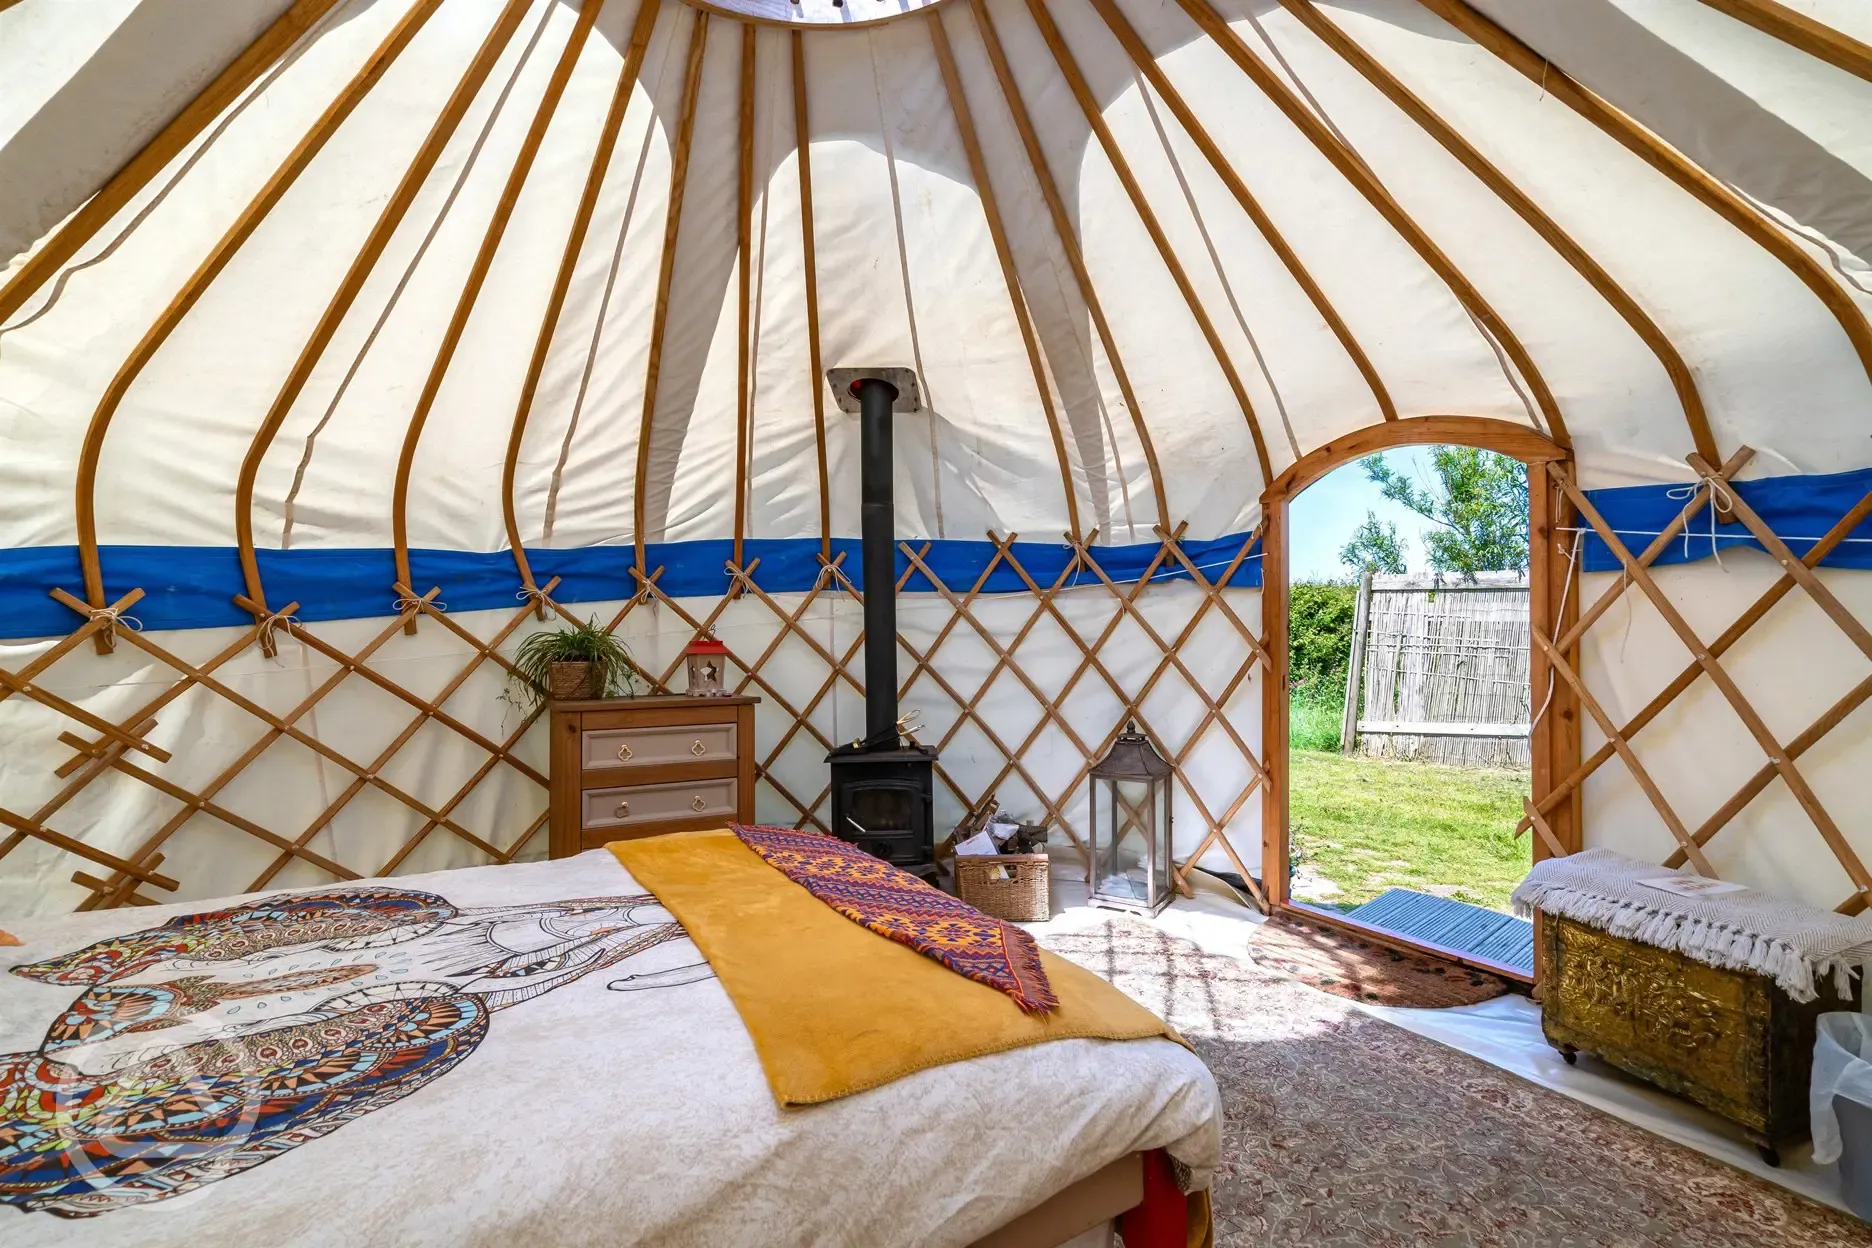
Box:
393, 593, 444, 615
256, 609, 299, 653
86, 605, 143, 633
1526, 526, 1583, 764
1666, 471, 1737, 570
515, 585, 556, 611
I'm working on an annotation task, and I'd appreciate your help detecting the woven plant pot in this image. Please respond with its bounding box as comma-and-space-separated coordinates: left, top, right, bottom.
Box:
548, 660, 600, 701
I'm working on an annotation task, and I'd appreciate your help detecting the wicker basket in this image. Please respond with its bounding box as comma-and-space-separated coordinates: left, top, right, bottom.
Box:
548, 660, 599, 701
955, 852, 1050, 923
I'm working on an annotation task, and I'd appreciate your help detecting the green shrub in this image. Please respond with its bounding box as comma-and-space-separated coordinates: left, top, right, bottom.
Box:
1289, 580, 1356, 689
1287, 580, 1357, 752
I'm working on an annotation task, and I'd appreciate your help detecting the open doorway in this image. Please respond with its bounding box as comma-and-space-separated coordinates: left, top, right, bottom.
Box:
1283, 444, 1535, 976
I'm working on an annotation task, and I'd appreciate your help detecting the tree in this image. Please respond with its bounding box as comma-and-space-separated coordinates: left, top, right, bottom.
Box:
1339, 513, 1407, 575
1362, 446, 1528, 576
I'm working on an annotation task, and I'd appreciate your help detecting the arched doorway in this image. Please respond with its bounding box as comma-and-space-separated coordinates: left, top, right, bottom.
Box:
1258, 417, 1577, 981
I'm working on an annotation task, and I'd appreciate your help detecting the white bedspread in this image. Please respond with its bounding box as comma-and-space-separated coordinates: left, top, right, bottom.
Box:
0, 850, 1219, 1247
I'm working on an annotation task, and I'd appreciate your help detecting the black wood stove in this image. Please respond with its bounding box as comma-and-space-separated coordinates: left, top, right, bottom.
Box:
825, 369, 937, 878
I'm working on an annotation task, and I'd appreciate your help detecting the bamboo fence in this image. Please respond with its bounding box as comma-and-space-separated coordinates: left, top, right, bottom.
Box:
1344, 572, 1531, 767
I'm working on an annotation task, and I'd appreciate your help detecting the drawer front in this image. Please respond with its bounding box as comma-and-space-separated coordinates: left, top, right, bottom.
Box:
582, 778, 738, 831
583, 722, 738, 771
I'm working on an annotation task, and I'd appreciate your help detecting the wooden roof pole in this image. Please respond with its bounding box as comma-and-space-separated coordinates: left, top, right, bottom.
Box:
1695, 0, 1872, 84
74, 0, 449, 635
1026, 0, 1271, 483
0, 0, 345, 326
1174, 0, 1569, 445
391, 0, 610, 628
1085, 0, 1396, 425
632, 8, 711, 575
503, 0, 665, 598
966, 0, 1171, 528
233, 0, 536, 620
792, 31, 833, 564
732, 21, 757, 579
1418, 0, 1872, 392
928, 11, 1083, 541
1285, 0, 1718, 466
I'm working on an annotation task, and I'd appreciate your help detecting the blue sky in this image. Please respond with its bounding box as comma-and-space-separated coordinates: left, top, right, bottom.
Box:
1288, 447, 1446, 581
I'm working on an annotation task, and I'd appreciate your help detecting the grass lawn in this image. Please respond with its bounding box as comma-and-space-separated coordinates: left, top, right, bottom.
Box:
1289, 749, 1532, 913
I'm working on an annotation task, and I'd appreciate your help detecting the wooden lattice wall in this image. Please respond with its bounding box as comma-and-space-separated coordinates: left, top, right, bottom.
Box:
0, 527, 1267, 914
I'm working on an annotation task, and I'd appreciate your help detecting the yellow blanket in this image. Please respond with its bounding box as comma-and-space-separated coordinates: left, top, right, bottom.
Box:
610, 830, 1212, 1248
609, 830, 1181, 1106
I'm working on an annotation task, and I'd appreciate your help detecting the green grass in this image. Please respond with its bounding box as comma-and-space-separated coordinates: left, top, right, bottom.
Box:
1288, 680, 1346, 753
1289, 749, 1531, 913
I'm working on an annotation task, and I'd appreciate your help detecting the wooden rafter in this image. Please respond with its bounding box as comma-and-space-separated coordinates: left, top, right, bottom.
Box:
927, 10, 1085, 540
965, 0, 1173, 521
1084, 0, 1396, 425
1025, 0, 1271, 483
1174, 0, 1568, 444
503, 0, 665, 597
231, 0, 535, 623
77, 0, 451, 630
1418, 0, 1872, 392
0, 0, 345, 326
792, 30, 833, 563
733, 21, 758, 576
1284, 0, 1718, 466
634, 7, 711, 573
1695, 0, 1872, 84
389, 0, 609, 623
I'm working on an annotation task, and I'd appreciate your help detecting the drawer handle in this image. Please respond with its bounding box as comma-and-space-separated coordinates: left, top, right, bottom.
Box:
691, 740, 707, 757
614, 800, 630, 818
616, 743, 633, 762
691, 795, 707, 812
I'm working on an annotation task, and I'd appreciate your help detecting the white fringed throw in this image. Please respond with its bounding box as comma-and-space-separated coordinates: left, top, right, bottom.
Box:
1512, 849, 1872, 1002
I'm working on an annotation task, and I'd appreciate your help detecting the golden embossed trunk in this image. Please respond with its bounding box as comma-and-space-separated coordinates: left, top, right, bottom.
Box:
1541, 915, 1860, 1158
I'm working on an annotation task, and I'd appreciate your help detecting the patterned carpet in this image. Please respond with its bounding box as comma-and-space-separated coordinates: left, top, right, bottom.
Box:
1039, 920, 1872, 1247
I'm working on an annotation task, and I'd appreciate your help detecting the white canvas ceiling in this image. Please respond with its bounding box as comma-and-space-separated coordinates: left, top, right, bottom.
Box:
2, 0, 1868, 571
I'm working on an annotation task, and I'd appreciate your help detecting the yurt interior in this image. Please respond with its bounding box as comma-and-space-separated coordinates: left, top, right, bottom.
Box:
5, 0, 1872, 1242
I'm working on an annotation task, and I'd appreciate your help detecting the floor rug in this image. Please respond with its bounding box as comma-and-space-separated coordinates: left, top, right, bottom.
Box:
1247, 913, 1511, 1007
1040, 920, 1868, 1247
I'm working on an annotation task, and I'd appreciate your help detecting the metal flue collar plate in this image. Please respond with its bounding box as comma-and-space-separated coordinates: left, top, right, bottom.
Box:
827, 366, 922, 414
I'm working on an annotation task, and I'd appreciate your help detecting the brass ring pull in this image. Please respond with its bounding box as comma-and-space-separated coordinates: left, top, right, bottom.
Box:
690, 740, 707, 757
614, 800, 630, 817
691, 795, 707, 812
616, 743, 633, 762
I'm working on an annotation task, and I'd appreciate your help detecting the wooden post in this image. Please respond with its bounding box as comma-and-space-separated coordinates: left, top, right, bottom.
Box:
1261, 501, 1290, 909
1340, 568, 1373, 752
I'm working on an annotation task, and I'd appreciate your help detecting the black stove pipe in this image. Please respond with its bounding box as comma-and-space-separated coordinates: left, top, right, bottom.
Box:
855, 377, 900, 746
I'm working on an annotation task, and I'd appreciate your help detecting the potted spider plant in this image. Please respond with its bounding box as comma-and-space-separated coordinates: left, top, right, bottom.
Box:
509, 618, 639, 707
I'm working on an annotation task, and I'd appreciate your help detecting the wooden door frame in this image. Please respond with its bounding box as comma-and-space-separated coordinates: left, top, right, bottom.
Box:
1258, 417, 1580, 983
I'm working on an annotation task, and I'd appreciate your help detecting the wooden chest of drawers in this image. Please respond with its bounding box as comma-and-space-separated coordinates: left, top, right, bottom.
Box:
548, 695, 757, 858
1540, 914, 1861, 1162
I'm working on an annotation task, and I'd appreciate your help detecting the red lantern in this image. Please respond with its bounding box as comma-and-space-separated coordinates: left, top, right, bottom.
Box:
683, 636, 731, 697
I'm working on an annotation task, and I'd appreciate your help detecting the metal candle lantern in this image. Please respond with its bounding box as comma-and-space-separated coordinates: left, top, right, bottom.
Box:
683, 637, 731, 697
1087, 721, 1173, 915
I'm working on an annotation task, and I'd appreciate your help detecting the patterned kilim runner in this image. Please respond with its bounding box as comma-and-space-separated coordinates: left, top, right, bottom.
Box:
730, 824, 1057, 1014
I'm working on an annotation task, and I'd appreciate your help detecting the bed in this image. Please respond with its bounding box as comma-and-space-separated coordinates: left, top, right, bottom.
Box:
0, 846, 1221, 1246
